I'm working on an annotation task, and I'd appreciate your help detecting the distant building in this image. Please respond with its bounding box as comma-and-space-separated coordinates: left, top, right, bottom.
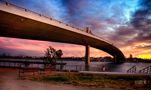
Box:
129, 54, 133, 59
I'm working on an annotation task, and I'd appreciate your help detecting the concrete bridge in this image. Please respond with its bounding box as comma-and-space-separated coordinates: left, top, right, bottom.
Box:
0, 1, 125, 70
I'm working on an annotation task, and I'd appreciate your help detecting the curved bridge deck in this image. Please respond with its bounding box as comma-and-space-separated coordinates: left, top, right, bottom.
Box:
0, 0, 125, 62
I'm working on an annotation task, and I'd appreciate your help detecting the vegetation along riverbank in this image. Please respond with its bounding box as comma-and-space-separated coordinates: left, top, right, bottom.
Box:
31, 72, 151, 90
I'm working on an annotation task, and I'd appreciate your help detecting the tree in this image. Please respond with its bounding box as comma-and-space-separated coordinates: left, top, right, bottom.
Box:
45, 46, 56, 59
45, 46, 56, 65
56, 49, 63, 58
44, 46, 63, 65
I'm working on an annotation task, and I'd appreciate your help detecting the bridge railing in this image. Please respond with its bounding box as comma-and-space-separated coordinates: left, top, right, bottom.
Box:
0, 0, 92, 34
139, 65, 151, 74
127, 65, 137, 73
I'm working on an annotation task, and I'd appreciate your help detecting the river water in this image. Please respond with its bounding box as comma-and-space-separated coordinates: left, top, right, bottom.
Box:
56, 60, 151, 73
0, 59, 151, 73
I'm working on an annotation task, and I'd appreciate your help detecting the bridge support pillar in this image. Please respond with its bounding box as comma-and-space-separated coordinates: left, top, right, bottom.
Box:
85, 45, 90, 71
113, 55, 117, 62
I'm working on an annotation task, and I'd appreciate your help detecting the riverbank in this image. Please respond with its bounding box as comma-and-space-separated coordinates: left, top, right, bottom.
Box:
0, 68, 118, 90
0, 68, 151, 90
31, 71, 151, 90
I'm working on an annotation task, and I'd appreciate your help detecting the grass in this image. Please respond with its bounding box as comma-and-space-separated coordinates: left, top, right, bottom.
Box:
31, 72, 151, 89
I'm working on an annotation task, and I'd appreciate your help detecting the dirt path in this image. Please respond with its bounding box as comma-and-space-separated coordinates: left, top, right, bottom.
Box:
0, 68, 117, 90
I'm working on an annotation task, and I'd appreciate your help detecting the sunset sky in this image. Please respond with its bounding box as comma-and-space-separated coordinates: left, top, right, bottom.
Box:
0, 0, 151, 58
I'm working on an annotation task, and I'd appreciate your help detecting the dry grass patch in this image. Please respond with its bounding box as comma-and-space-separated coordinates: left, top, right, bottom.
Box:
31, 72, 151, 89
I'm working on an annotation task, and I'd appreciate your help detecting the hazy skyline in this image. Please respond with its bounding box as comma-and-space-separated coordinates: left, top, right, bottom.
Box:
0, 0, 151, 58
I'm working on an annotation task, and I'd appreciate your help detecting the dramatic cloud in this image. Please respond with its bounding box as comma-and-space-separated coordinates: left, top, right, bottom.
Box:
130, 0, 151, 42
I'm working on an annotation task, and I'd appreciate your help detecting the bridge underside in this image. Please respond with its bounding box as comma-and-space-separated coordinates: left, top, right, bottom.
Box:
0, 3, 125, 63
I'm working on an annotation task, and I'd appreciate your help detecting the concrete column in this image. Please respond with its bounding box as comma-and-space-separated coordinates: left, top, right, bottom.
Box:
85, 45, 90, 71
114, 55, 118, 63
